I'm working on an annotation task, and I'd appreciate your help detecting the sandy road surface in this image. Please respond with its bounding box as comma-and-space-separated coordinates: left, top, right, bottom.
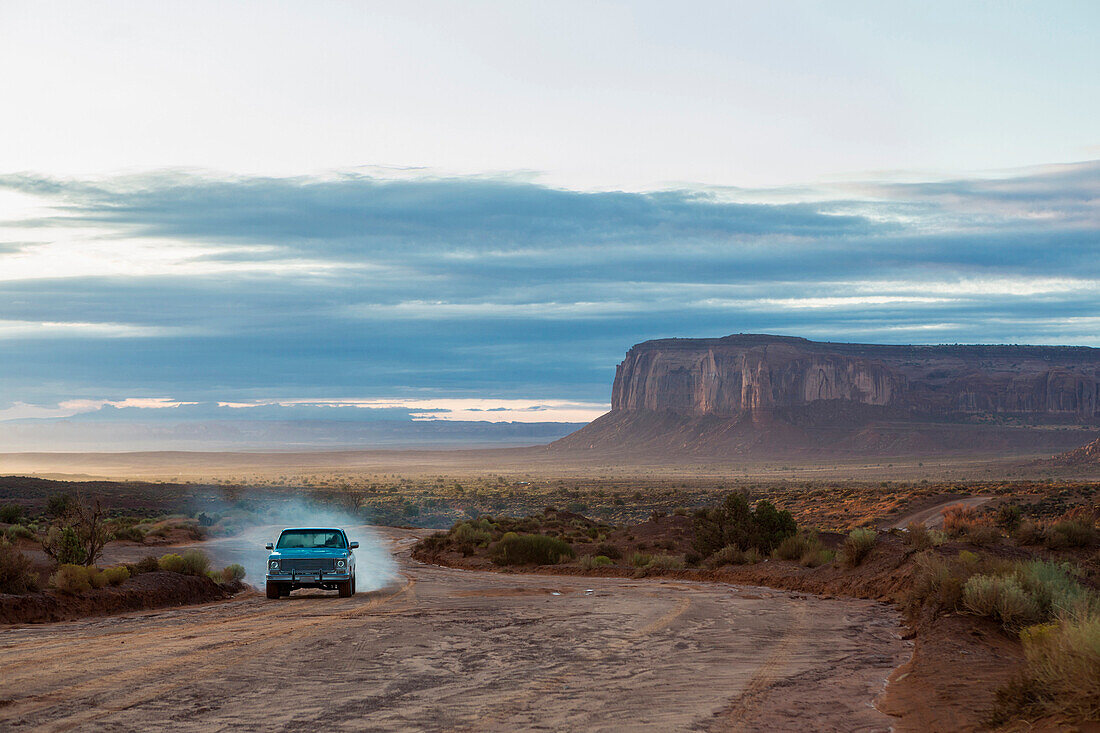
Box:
0, 529, 907, 732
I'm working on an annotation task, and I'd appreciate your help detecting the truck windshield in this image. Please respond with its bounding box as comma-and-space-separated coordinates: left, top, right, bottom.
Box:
276, 530, 346, 549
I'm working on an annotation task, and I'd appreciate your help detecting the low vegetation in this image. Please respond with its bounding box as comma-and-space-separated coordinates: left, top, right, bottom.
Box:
838, 528, 877, 568
158, 550, 211, 576
0, 539, 39, 594
491, 533, 574, 566
692, 493, 797, 557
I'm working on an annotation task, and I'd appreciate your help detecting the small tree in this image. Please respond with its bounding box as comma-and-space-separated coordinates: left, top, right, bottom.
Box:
41, 495, 112, 567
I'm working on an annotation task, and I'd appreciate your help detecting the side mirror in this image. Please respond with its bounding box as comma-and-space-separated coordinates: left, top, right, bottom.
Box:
350, 541, 359, 549
265, 542, 274, 550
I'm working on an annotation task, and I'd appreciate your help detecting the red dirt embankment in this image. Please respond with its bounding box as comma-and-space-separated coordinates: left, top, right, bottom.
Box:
0, 572, 244, 624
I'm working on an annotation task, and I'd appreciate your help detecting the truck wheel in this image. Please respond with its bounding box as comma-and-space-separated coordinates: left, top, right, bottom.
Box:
351, 575, 356, 595
337, 580, 352, 597
266, 581, 280, 599
279, 585, 290, 597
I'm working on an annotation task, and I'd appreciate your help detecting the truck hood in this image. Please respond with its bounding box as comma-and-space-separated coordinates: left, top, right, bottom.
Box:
267, 548, 350, 559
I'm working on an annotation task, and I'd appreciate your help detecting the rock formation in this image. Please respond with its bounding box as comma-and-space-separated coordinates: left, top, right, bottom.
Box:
555, 334, 1100, 457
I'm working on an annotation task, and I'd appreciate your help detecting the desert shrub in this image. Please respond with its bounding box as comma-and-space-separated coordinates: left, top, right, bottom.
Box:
101, 566, 130, 586
451, 522, 492, 556
491, 533, 574, 566
1015, 560, 1097, 619
221, 563, 246, 582
963, 574, 1042, 630
906, 551, 1011, 616
45, 493, 72, 517
928, 529, 948, 546
904, 522, 931, 550
630, 552, 653, 567
5, 524, 34, 541
995, 504, 1023, 532
41, 495, 111, 566
1044, 520, 1096, 549
0, 539, 39, 593
579, 554, 613, 569
801, 547, 835, 568
593, 542, 621, 560
693, 493, 796, 557
648, 554, 684, 570
705, 544, 762, 568
838, 528, 877, 568
942, 503, 990, 537
0, 503, 23, 524
1013, 613, 1100, 720
88, 568, 109, 589
113, 526, 145, 542
180, 549, 210, 576
130, 555, 161, 574
774, 531, 822, 562
51, 564, 91, 594
158, 553, 186, 573
1014, 521, 1045, 546
965, 524, 1002, 547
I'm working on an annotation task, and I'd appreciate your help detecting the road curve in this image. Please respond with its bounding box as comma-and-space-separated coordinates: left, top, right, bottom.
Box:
0, 529, 907, 732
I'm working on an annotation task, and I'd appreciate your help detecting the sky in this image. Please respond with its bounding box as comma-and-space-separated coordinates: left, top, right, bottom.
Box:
0, 1, 1098, 428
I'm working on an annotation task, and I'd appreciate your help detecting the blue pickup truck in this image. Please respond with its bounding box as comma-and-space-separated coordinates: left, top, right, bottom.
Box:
265, 527, 359, 599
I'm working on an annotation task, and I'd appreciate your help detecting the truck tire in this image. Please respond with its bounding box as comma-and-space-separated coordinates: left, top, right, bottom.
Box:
279, 584, 290, 597
337, 579, 352, 597
266, 581, 280, 599
351, 574, 356, 595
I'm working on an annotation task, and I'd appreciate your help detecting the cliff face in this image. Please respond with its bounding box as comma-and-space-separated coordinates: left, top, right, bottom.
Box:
554, 334, 1100, 457
610, 335, 1100, 421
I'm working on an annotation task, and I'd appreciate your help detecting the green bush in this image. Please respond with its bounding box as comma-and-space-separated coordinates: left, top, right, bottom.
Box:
963, 574, 1042, 630
5, 524, 34, 541
491, 533, 574, 566
705, 544, 763, 568
0, 539, 39, 594
221, 563, 246, 582
180, 549, 210, 576
101, 566, 130, 586
0, 503, 23, 524
693, 493, 796, 557
451, 522, 492, 555
113, 526, 145, 542
648, 554, 684, 570
88, 568, 109, 589
158, 553, 186, 573
774, 531, 823, 563
630, 552, 653, 567
1045, 520, 1096, 549
51, 564, 91, 594
839, 528, 877, 568
579, 554, 613, 569
1014, 613, 1100, 720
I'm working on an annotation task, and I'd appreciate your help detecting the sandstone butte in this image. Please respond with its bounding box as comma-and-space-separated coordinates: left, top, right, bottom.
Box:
553, 334, 1100, 458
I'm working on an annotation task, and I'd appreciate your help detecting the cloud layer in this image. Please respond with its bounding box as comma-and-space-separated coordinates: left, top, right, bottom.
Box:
1, 161, 1098, 418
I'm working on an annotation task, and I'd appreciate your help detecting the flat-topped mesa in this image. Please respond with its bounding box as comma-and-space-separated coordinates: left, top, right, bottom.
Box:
610, 334, 1100, 422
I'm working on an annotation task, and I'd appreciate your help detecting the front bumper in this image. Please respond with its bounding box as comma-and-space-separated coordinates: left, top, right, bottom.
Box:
266, 571, 351, 582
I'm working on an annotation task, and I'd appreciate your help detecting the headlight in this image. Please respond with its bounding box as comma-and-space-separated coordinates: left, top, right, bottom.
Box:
336, 559, 346, 568
269, 560, 279, 570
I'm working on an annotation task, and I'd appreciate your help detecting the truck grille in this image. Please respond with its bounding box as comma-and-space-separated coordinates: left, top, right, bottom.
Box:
279, 558, 336, 573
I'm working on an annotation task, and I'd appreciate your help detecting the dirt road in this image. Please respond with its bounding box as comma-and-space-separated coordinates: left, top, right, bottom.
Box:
887, 495, 994, 530
0, 529, 907, 732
